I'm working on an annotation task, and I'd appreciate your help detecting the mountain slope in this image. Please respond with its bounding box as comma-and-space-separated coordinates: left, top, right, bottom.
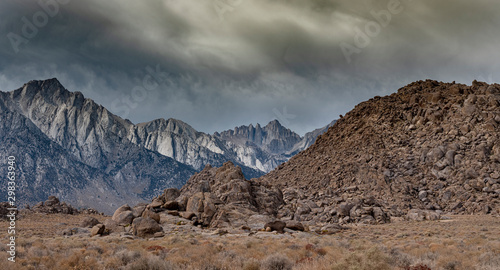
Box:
0, 97, 126, 213
0, 80, 198, 213
129, 118, 263, 179
260, 80, 500, 223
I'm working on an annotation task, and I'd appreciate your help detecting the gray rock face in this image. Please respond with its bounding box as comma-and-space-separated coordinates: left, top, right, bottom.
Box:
0, 79, 197, 213
0, 78, 332, 214
216, 120, 336, 173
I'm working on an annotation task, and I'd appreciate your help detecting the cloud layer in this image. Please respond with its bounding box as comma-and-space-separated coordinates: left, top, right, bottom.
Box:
1, 0, 499, 134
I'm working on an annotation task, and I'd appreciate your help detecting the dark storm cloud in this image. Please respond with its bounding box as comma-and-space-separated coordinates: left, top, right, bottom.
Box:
1, 0, 499, 135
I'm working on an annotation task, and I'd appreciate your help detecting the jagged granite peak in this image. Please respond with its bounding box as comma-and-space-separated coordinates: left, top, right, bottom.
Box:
0, 98, 130, 214
215, 119, 336, 172
0, 78, 335, 212
286, 120, 337, 157
1, 79, 198, 213
217, 119, 301, 154
260, 80, 500, 225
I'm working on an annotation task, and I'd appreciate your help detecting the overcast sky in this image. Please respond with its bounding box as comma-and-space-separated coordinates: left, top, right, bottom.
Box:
1, 0, 499, 135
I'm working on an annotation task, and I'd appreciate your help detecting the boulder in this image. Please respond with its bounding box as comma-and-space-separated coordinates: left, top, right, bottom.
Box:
112, 204, 134, 225
103, 219, 124, 234
142, 209, 161, 223
90, 224, 105, 237
163, 201, 179, 210
285, 221, 305, 231
113, 211, 134, 225
186, 192, 205, 213
132, 217, 163, 238
80, 217, 100, 228
149, 198, 163, 209
337, 203, 354, 217
163, 188, 181, 202
180, 211, 196, 220
132, 203, 148, 218
264, 220, 286, 233
44, 196, 60, 206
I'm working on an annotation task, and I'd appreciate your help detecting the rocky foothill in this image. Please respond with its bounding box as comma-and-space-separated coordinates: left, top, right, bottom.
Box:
260, 80, 500, 225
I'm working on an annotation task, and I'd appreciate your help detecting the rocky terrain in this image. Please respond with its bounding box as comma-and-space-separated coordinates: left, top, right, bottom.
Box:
260, 80, 500, 225
2, 201, 499, 270
0, 79, 331, 213
137, 80, 500, 233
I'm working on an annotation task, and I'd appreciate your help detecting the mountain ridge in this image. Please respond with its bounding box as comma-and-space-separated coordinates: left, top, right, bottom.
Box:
0, 78, 333, 213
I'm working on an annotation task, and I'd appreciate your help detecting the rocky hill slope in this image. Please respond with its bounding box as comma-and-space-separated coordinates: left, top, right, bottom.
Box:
260, 80, 500, 224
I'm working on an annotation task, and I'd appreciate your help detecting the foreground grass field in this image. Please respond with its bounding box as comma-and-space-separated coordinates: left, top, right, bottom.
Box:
0, 213, 499, 270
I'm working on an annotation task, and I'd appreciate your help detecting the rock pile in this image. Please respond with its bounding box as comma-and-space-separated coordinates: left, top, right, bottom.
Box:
146, 162, 285, 229
32, 196, 78, 214
260, 80, 500, 221
106, 203, 164, 238
27, 196, 101, 215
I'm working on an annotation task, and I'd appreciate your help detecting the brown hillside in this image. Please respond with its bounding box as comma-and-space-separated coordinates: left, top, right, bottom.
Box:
260, 80, 500, 224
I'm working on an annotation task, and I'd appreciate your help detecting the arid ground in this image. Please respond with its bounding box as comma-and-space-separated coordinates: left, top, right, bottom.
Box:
1, 212, 498, 270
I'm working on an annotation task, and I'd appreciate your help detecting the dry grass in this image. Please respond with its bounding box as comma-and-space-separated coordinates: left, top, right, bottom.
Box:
0, 214, 499, 269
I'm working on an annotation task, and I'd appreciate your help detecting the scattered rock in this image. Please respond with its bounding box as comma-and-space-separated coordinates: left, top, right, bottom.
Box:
132, 203, 147, 218
264, 221, 286, 233
285, 221, 305, 231
80, 217, 100, 228
112, 205, 135, 226
90, 224, 105, 236
31, 196, 78, 214
163, 201, 179, 210
132, 217, 163, 238
142, 209, 161, 223
163, 188, 181, 202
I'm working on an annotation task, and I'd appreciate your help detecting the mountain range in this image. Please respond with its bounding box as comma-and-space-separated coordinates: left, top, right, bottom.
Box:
0, 78, 334, 213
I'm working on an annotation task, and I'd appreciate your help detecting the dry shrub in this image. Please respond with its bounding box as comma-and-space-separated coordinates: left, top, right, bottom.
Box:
261, 254, 293, 270
388, 248, 413, 268
331, 247, 391, 270
476, 252, 500, 270
115, 249, 141, 265
316, 248, 327, 256
243, 258, 261, 270
125, 255, 177, 270
58, 249, 100, 270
